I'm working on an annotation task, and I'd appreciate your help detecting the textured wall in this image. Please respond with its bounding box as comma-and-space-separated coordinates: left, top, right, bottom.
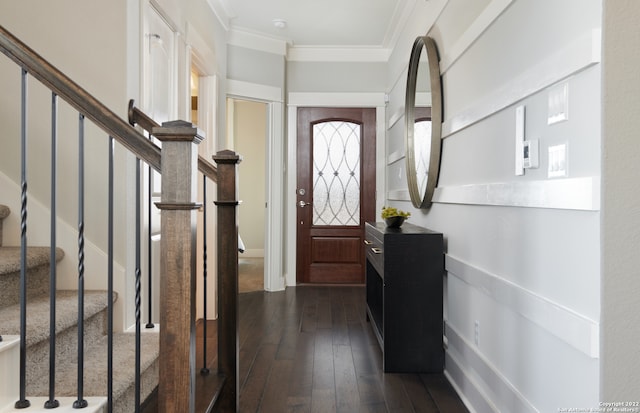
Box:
385, 0, 602, 411
601, 0, 640, 402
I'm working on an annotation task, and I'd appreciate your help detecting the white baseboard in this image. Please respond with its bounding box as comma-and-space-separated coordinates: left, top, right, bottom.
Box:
445, 323, 539, 413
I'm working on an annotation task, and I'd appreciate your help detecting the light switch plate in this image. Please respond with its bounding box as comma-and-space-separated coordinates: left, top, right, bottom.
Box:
548, 143, 568, 177
548, 83, 569, 125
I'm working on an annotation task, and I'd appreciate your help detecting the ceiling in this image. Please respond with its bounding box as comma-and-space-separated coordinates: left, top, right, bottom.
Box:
208, 0, 416, 50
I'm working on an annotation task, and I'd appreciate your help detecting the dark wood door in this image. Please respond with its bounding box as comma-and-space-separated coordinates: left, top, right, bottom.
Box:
296, 107, 376, 284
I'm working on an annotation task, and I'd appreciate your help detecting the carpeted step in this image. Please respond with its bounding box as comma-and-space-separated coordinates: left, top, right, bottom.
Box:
0, 205, 9, 247
0, 207, 160, 412
0, 290, 114, 390
0, 246, 65, 310
27, 331, 159, 413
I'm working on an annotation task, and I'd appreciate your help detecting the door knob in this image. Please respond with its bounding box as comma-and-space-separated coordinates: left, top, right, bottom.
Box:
298, 201, 312, 208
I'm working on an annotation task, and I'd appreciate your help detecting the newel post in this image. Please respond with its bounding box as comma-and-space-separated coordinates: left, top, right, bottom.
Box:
213, 150, 241, 411
153, 120, 203, 413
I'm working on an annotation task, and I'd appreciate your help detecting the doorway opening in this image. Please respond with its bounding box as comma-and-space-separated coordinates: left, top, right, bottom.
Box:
227, 98, 268, 293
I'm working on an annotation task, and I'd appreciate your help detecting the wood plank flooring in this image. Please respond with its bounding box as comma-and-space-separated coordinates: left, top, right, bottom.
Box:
146, 286, 469, 413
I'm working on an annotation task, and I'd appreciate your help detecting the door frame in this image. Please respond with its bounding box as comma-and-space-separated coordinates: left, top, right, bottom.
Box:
286, 93, 387, 287
129, 1, 179, 329
228, 79, 285, 292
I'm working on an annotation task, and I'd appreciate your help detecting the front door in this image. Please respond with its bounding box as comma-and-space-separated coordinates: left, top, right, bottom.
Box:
296, 107, 376, 284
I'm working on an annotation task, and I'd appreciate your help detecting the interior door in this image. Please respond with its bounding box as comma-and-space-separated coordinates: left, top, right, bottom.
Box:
296, 107, 376, 284
142, 4, 176, 324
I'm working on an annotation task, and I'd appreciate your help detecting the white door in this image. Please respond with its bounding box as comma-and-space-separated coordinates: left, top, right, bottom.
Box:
141, 3, 176, 325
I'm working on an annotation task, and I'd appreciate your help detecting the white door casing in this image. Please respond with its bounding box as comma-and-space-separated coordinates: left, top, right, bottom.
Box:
227, 79, 285, 292
137, 2, 178, 327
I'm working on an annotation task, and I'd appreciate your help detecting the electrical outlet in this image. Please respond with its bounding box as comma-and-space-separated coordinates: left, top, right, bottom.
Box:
474, 320, 480, 345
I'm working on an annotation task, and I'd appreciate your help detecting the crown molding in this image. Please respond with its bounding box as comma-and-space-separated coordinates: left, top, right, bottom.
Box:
228, 30, 390, 62
287, 46, 391, 62
383, 0, 417, 52
205, 0, 235, 31
207, 0, 413, 62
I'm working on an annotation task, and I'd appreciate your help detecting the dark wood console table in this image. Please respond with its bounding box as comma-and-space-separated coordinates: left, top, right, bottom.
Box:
364, 222, 444, 373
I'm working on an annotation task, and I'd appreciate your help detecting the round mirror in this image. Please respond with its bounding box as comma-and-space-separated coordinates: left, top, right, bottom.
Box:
405, 36, 442, 208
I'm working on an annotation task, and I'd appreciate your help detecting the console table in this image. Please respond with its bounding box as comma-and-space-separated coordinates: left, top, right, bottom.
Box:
364, 222, 444, 373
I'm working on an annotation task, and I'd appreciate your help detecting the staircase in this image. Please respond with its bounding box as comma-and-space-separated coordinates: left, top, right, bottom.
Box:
0, 204, 159, 413
1, 23, 241, 411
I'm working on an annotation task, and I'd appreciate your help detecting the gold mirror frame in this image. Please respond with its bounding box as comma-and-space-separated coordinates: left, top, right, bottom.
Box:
405, 36, 442, 209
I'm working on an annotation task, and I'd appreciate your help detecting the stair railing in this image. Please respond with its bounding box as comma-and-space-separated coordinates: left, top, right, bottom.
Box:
129, 102, 240, 412
1, 24, 239, 412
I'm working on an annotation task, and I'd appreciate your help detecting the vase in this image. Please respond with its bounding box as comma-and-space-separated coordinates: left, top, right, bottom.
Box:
384, 216, 406, 228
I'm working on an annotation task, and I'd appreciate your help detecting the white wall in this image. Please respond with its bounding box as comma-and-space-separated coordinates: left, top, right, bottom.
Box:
227, 45, 285, 90
601, 0, 640, 402
0, 0, 228, 325
0, 0, 130, 269
287, 61, 387, 93
385, 0, 602, 411
0, 1, 133, 330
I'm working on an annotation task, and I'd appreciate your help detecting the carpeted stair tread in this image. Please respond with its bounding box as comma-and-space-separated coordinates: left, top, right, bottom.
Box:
28, 332, 159, 399
0, 290, 111, 347
0, 246, 64, 275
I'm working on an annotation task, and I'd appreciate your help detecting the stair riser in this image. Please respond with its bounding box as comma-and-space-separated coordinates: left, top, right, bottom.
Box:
0, 264, 50, 310
23, 314, 159, 413
112, 360, 158, 413
26, 310, 108, 395
0, 337, 20, 409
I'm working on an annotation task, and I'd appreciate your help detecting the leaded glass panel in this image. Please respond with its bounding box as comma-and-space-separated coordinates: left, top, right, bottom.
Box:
312, 121, 361, 226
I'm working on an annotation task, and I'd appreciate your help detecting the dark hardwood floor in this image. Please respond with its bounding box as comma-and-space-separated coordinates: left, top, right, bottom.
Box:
145, 286, 469, 412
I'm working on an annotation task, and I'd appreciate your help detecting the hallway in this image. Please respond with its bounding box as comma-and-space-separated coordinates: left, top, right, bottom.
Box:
193, 286, 468, 412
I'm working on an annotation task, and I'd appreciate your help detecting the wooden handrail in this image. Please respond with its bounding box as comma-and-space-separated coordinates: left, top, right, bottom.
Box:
128, 100, 218, 182
0, 25, 161, 171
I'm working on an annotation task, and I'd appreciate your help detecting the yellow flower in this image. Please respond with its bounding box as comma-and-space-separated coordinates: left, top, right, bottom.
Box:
381, 206, 411, 219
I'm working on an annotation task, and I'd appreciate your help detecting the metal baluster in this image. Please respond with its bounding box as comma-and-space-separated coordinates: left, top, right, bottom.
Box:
146, 160, 154, 329
200, 176, 210, 375
15, 67, 31, 410
45, 92, 60, 409
135, 158, 142, 413
73, 114, 88, 409
107, 136, 115, 413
